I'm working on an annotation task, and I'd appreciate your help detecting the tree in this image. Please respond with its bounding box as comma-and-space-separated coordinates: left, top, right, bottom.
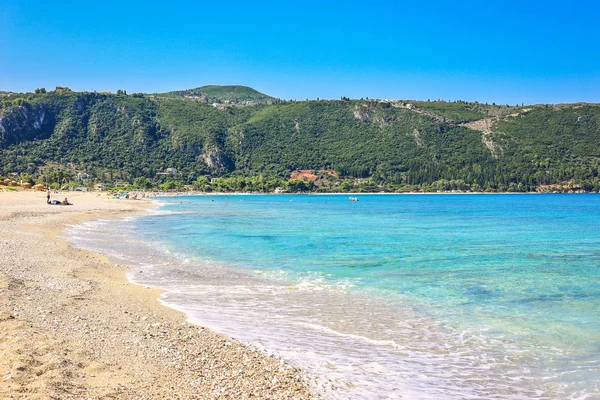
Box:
133, 177, 152, 189
193, 177, 210, 192
340, 180, 354, 192
55, 86, 72, 93
159, 181, 183, 191
34, 88, 46, 94
288, 179, 315, 192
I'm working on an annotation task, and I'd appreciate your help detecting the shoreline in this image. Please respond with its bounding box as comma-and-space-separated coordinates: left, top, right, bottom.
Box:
152, 191, 598, 197
0, 191, 316, 399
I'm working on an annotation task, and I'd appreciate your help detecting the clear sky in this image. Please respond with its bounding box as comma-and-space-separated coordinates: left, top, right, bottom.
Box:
2, 0, 599, 104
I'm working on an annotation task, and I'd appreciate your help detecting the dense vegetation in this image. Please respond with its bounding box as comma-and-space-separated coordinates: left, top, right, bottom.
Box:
1, 87, 599, 192
152, 85, 275, 104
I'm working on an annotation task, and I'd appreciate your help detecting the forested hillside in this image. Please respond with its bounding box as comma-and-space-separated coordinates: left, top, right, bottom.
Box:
152, 85, 275, 104
1, 87, 599, 192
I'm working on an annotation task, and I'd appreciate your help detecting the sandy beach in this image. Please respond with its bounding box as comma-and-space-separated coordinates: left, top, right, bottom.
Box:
0, 191, 315, 399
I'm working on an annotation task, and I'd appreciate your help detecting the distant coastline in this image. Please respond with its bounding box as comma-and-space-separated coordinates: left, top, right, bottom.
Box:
2, 90, 600, 197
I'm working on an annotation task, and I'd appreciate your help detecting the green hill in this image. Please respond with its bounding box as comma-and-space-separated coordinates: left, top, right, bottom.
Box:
1, 89, 599, 192
153, 85, 276, 104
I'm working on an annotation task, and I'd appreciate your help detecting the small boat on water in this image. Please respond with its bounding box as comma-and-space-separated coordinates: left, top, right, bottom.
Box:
349, 196, 359, 201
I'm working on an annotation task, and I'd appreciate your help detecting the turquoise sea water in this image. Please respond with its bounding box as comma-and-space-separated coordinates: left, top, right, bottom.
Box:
66, 194, 600, 399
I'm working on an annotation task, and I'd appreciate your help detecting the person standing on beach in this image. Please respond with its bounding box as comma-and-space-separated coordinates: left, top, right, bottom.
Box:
46, 190, 51, 204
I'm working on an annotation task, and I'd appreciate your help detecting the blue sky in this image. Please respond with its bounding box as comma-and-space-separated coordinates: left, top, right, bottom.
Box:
2, 0, 599, 104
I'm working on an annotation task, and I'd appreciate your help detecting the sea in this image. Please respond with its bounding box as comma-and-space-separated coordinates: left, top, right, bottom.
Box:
65, 194, 600, 399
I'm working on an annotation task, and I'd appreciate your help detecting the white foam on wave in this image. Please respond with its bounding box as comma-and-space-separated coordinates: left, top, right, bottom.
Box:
147, 209, 197, 216
298, 322, 406, 350
254, 269, 359, 293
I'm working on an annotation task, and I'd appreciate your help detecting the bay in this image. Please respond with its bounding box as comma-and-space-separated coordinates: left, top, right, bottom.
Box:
66, 194, 600, 399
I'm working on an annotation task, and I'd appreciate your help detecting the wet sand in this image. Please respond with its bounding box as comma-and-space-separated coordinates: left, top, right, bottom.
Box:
0, 191, 316, 399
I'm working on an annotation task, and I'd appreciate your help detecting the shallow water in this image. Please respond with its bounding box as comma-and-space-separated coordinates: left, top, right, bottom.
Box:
65, 194, 600, 399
